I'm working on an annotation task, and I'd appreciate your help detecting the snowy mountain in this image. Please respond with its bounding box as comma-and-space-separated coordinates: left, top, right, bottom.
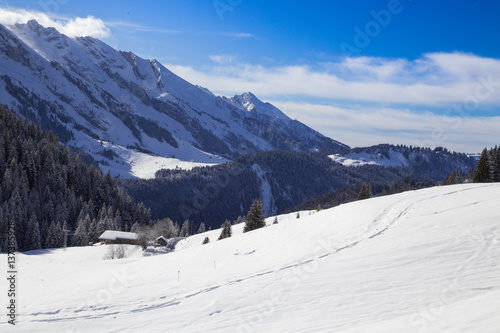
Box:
3, 183, 499, 332
0, 20, 347, 178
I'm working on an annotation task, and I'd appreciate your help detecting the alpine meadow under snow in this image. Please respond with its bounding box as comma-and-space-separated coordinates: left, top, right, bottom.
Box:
1, 183, 499, 332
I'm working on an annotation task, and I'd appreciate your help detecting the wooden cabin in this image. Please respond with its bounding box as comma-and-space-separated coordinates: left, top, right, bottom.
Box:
98, 230, 140, 245
155, 235, 169, 247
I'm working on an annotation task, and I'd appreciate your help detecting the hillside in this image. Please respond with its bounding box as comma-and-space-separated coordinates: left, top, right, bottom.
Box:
2, 183, 499, 332
331, 144, 475, 173
0, 105, 150, 252
0, 20, 347, 178
121, 148, 476, 228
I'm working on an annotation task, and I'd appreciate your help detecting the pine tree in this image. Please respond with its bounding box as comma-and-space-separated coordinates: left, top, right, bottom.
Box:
180, 220, 190, 237
218, 222, 225, 240
358, 183, 372, 200
233, 216, 243, 225
197, 222, 206, 234
62, 221, 68, 248
443, 169, 458, 185
244, 199, 265, 233
493, 145, 500, 182
173, 221, 180, 237
218, 220, 232, 240
44, 221, 57, 248
202, 237, 210, 245
114, 209, 122, 231
73, 214, 89, 246
88, 218, 98, 243
225, 221, 232, 238
473, 148, 491, 183
25, 213, 41, 251
96, 217, 107, 239
55, 222, 64, 247
45, 221, 65, 248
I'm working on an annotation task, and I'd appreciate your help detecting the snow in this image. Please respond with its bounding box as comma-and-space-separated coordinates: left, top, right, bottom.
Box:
99, 231, 138, 241
1, 184, 499, 332
232, 92, 288, 119
94, 142, 224, 179
330, 149, 410, 167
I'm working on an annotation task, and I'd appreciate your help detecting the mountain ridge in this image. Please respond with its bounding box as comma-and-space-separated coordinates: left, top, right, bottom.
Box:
0, 20, 348, 178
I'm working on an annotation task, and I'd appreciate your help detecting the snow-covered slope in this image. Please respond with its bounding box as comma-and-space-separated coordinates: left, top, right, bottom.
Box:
330, 149, 410, 167
0, 20, 347, 178
331, 144, 476, 173
2, 183, 499, 332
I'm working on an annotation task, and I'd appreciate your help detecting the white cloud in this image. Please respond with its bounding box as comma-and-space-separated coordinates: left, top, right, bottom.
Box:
105, 21, 179, 34
209, 54, 236, 65
220, 32, 256, 39
165, 52, 500, 111
270, 101, 500, 153
0, 7, 110, 38
168, 54, 499, 152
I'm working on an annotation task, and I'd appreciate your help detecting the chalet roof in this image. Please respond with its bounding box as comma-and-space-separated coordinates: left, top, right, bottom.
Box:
155, 236, 168, 242
99, 230, 139, 241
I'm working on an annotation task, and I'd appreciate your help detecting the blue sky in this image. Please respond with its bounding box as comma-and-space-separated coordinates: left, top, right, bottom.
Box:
1, 0, 500, 152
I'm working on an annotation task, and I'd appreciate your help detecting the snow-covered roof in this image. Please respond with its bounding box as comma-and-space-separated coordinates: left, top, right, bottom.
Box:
99, 230, 138, 241
155, 236, 168, 242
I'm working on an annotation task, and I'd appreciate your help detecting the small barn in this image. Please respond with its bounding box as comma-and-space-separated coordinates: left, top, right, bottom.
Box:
155, 236, 169, 247
98, 230, 140, 245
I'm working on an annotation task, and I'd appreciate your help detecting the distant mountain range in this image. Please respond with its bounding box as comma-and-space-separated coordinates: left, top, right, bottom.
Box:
0, 20, 347, 178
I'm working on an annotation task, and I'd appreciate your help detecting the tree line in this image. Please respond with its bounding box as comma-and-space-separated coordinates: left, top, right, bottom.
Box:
472, 146, 500, 183
0, 105, 150, 252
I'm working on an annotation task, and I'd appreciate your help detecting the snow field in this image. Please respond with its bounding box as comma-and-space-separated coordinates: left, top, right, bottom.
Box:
0, 183, 499, 332
330, 149, 411, 167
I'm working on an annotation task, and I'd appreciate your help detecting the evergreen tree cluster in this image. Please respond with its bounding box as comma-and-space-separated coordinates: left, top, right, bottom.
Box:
357, 183, 372, 200
0, 105, 150, 252
473, 146, 500, 183
218, 220, 232, 240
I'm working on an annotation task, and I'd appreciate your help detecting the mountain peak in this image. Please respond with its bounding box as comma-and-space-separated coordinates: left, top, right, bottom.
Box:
232, 91, 287, 119
26, 19, 42, 30
241, 91, 257, 99
23, 19, 61, 38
